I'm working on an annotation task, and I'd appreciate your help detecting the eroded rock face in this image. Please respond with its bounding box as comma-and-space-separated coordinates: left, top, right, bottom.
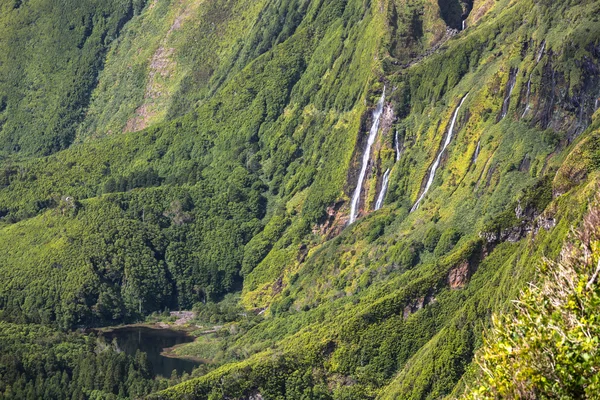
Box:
481, 211, 557, 246
271, 276, 284, 296
380, 104, 396, 134
403, 292, 436, 320
469, 0, 495, 25
448, 261, 470, 289
312, 201, 347, 238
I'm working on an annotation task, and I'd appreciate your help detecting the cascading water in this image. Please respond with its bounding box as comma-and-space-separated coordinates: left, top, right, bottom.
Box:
374, 131, 402, 213
521, 75, 532, 118
473, 140, 481, 164
395, 130, 402, 162
374, 169, 391, 211
410, 93, 469, 213
522, 42, 546, 118
537, 41, 546, 63
501, 69, 517, 119
349, 88, 386, 224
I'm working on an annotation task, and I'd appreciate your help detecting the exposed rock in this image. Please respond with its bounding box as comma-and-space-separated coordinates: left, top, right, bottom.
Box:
403, 292, 436, 320
518, 154, 531, 172
480, 208, 557, 245
170, 311, 195, 325
297, 244, 308, 263
312, 201, 347, 238
449, 261, 470, 289
400, 27, 458, 69
380, 103, 396, 135
271, 276, 284, 296
469, 0, 495, 25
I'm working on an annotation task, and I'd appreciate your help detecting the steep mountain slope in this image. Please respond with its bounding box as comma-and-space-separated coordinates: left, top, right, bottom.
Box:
0, 0, 144, 155
0, 0, 599, 399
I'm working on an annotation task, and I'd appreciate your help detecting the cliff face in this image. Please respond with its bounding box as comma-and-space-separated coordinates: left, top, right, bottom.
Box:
0, 0, 599, 399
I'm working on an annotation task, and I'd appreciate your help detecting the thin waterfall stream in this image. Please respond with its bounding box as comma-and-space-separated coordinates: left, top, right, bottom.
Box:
411, 94, 469, 213
374, 169, 391, 211
522, 76, 532, 118
501, 70, 517, 119
523, 42, 546, 118
349, 88, 386, 224
374, 130, 403, 211
473, 140, 481, 164
395, 130, 402, 162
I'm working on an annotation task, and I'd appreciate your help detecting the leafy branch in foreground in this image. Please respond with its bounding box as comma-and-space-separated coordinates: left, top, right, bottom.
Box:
464, 194, 600, 399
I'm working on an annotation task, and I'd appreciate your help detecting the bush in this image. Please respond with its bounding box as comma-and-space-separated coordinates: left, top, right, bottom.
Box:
423, 227, 441, 252
464, 199, 600, 399
434, 228, 462, 257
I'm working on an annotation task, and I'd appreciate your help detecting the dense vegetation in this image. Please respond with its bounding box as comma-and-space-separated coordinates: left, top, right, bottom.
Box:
0, 322, 167, 399
0, 0, 599, 398
0, 0, 145, 155
463, 197, 600, 399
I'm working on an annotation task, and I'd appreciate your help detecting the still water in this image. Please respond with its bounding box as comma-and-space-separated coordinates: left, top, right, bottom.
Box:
99, 326, 201, 378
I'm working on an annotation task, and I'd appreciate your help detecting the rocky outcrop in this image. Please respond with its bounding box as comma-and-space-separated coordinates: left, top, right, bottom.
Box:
313, 201, 347, 238
398, 27, 459, 69
448, 261, 470, 289
403, 292, 436, 320
468, 0, 494, 26
521, 43, 600, 141
480, 206, 557, 245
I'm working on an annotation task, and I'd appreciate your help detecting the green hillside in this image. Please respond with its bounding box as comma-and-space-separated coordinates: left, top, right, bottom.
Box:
0, 0, 599, 398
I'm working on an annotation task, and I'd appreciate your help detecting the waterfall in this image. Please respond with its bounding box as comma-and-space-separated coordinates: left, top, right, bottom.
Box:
374, 169, 391, 211
462, 20, 466, 31
521, 75, 532, 118
349, 88, 386, 224
375, 131, 402, 212
473, 140, 481, 164
410, 93, 469, 213
536, 41, 546, 63
501, 70, 517, 119
522, 42, 547, 118
395, 130, 402, 162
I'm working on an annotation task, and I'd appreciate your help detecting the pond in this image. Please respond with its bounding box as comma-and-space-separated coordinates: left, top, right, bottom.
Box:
99, 326, 201, 378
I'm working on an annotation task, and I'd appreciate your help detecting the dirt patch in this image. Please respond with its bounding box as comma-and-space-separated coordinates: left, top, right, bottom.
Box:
124, 1, 198, 133
170, 310, 195, 325
469, 0, 495, 25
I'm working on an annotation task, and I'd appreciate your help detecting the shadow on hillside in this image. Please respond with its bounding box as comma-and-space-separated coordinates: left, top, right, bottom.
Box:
437, 0, 473, 30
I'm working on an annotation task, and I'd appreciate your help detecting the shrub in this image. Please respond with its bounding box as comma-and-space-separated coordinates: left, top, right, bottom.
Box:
464, 199, 600, 399
434, 228, 461, 257
423, 227, 442, 252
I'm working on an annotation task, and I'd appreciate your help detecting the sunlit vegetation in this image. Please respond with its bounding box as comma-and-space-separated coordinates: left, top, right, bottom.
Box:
0, 0, 599, 398
463, 197, 600, 399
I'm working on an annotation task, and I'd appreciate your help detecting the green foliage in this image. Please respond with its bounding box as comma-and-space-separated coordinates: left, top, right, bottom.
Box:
423, 226, 442, 252
193, 294, 245, 325
0, 0, 139, 155
463, 199, 600, 399
0, 322, 168, 399
0, 0, 599, 399
434, 228, 462, 257
0, 182, 265, 328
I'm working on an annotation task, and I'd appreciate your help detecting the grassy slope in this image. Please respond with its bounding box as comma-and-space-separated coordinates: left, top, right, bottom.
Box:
0, 0, 142, 155
0, 0, 598, 398
155, 0, 600, 398
0, 0, 397, 327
